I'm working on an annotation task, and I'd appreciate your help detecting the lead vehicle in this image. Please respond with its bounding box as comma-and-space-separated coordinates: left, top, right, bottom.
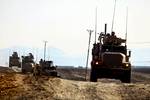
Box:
90, 24, 131, 83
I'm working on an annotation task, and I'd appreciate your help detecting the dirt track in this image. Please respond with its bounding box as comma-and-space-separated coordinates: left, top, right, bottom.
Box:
57, 67, 150, 83
0, 67, 150, 100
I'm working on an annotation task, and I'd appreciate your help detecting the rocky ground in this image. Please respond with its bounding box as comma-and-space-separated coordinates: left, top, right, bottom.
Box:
0, 67, 150, 100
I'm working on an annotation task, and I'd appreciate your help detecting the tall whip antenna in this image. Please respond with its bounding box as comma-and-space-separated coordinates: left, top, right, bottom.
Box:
111, 0, 117, 33
125, 7, 128, 46
95, 7, 98, 44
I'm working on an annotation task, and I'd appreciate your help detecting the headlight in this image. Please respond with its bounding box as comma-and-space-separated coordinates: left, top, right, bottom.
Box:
96, 62, 99, 65
95, 61, 102, 65
126, 63, 129, 67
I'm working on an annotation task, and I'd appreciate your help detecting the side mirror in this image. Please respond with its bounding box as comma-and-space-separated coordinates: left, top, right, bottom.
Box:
128, 50, 131, 57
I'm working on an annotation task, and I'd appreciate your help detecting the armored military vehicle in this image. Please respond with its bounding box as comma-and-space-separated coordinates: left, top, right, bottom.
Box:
21, 53, 35, 73
9, 52, 21, 67
39, 59, 58, 76
90, 24, 131, 83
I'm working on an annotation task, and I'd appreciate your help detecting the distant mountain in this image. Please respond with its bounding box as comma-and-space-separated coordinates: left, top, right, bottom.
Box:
0, 46, 150, 67
0, 48, 10, 66
0, 46, 86, 67
130, 48, 150, 66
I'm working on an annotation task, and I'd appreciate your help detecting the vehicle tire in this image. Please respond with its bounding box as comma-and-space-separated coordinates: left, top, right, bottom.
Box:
22, 69, 26, 73
90, 69, 97, 82
121, 70, 131, 83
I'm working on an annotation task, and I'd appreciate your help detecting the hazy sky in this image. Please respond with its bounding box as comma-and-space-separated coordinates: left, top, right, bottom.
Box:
0, 0, 150, 66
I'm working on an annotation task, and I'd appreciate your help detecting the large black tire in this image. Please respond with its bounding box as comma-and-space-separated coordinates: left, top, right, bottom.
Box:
22, 69, 26, 73
50, 71, 58, 76
121, 70, 131, 83
90, 69, 97, 82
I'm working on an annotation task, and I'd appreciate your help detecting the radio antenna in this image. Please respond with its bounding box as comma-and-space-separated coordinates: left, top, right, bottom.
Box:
111, 0, 117, 33
125, 7, 128, 47
95, 7, 98, 44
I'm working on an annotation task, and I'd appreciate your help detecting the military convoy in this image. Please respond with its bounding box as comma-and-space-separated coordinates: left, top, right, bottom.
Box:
9, 30, 131, 82
9, 52, 58, 77
90, 24, 131, 83
8, 22, 131, 83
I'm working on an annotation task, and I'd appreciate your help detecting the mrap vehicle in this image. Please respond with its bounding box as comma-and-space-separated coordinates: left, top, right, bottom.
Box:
9, 52, 21, 68
39, 59, 58, 76
90, 24, 131, 83
21, 53, 35, 73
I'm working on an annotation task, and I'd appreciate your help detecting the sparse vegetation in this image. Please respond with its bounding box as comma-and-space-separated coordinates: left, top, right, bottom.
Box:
0, 66, 150, 100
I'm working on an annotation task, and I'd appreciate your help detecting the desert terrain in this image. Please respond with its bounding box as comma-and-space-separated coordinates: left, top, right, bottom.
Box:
0, 66, 150, 100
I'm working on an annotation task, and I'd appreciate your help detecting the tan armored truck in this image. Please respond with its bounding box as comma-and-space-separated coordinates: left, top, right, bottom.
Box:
39, 59, 58, 76
9, 52, 21, 68
9, 52, 59, 77
21, 53, 35, 73
90, 24, 131, 83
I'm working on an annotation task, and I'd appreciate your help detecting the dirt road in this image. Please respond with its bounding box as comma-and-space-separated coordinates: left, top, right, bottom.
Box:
57, 67, 150, 83
0, 67, 150, 100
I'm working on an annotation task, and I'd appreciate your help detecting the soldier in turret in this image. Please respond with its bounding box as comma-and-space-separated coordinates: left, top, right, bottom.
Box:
103, 31, 117, 45
104, 33, 111, 45
110, 31, 117, 44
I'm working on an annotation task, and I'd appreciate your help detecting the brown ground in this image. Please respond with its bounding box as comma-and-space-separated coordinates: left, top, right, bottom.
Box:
0, 67, 150, 100
57, 67, 150, 83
